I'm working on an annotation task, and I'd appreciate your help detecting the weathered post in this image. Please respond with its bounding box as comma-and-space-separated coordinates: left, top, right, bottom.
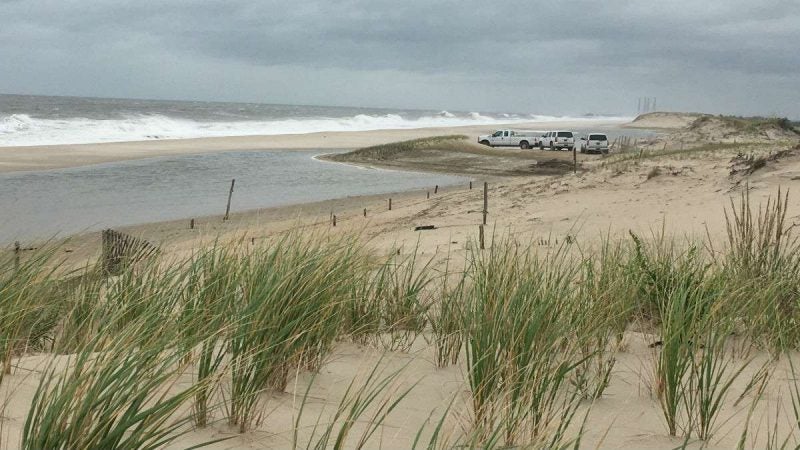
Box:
389, 198, 392, 211
434, 185, 438, 194
332, 215, 337, 227
189, 218, 195, 229
224, 179, 235, 221
101, 229, 113, 274
363, 208, 367, 217
13, 241, 20, 271
573, 146, 577, 174
479, 225, 485, 250
469, 181, 473, 190
427, 191, 430, 199
483, 182, 488, 226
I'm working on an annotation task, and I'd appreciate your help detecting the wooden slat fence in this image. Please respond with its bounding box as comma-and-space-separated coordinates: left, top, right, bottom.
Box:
101, 229, 159, 275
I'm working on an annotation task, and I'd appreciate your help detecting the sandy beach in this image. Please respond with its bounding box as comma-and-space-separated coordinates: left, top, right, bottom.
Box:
3, 113, 800, 449
0, 119, 625, 173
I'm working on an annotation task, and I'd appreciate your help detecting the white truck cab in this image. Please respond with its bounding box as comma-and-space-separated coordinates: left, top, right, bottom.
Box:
478, 129, 542, 149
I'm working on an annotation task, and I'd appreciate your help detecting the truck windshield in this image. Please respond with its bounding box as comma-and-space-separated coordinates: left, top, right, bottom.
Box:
492, 131, 502, 137
589, 134, 607, 140
557, 132, 573, 138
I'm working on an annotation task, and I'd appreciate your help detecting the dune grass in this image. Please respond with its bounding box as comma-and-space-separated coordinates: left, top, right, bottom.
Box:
225, 232, 364, 432
603, 142, 749, 167
6, 188, 800, 448
462, 236, 602, 446
330, 135, 470, 161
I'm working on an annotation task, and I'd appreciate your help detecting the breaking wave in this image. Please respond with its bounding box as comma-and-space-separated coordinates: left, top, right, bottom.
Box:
0, 111, 629, 147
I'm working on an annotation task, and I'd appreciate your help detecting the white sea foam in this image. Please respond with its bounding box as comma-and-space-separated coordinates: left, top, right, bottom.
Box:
0, 112, 630, 147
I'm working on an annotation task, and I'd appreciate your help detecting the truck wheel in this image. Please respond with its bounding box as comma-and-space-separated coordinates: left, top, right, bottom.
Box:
479, 140, 490, 146
519, 141, 530, 149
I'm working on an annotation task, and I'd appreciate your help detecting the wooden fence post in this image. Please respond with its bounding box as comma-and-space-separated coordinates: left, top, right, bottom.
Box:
479, 225, 485, 250
434, 185, 438, 194
389, 198, 392, 211
332, 215, 337, 227
224, 179, 235, 221
189, 218, 195, 229
573, 146, 577, 174
469, 181, 473, 190
363, 208, 367, 218
483, 182, 488, 226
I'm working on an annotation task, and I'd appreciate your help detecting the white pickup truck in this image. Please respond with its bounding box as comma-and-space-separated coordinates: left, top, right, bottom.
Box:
478, 130, 542, 149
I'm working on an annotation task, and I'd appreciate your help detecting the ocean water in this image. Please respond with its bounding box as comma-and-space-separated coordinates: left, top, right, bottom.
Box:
0, 94, 630, 147
0, 150, 469, 243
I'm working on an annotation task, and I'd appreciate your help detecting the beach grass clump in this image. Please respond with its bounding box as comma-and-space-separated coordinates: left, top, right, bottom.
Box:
0, 247, 65, 382
463, 237, 591, 447
20, 270, 217, 450
375, 247, 434, 351
572, 239, 635, 400
651, 269, 714, 437
225, 232, 364, 432
628, 232, 751, 440
720, 187, 800, 352
348, 246, 433, 352
100, 256, 189, 348
627, 230, 709, 324
180, 244, 241, 427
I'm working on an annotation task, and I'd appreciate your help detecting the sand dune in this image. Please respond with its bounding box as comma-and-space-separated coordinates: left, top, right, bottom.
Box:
3, 114, 800, 449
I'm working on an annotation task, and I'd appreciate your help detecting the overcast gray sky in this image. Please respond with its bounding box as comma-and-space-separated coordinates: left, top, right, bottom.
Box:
1, 0, 798, 118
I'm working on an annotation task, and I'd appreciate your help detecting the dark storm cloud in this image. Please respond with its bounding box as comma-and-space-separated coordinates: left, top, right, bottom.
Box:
1, 0, 798, 116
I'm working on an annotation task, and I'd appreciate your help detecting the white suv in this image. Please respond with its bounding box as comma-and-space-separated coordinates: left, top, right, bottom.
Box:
580, 133, 609, 154
540, 131, 575, 151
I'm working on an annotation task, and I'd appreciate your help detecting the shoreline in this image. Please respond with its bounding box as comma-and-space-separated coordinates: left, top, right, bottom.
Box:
26, 179, 481, 266
0, 119, 626, 173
